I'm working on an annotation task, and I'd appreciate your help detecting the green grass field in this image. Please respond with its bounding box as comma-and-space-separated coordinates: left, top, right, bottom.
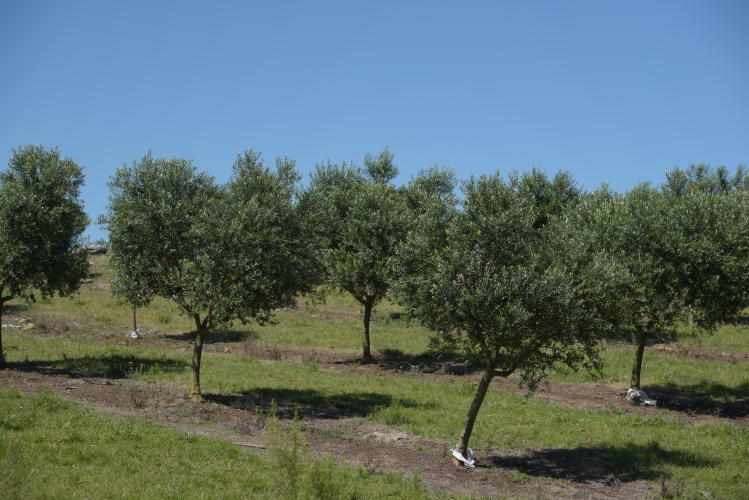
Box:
0, 389, 440, 499
1, 255, 748, 498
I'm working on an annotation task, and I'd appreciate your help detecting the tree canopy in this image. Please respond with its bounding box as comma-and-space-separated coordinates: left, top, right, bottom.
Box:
0, 145, 89, 368
663, 164, 748, 195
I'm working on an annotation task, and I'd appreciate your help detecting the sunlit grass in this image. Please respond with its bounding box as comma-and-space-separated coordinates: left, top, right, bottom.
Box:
4, 332, 749, 498
0, 389, 443, 499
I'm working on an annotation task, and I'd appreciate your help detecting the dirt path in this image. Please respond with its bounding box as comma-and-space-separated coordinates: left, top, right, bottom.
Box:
1, 368, 654, 499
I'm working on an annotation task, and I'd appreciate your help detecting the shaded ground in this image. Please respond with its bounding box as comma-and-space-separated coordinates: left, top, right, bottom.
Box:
647, 381, 749, 419
0, 367, 654, 499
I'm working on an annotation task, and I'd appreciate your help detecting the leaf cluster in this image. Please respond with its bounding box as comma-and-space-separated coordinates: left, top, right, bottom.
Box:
509, 167, 582, 228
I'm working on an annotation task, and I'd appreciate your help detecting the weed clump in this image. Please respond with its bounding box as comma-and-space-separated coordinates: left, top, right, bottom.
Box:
267, 414, 341, 499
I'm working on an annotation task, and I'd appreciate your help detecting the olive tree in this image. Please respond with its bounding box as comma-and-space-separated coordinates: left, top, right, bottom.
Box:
574, 186, 749, 394
393, 173, 630, 463
307, 150, 409, 362
0, 145, 89, 369
104, 151, 323, 401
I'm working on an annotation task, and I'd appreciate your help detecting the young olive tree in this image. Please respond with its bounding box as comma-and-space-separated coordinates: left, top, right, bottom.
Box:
573, 186, 749, 394
393, 173, 629, 463
0, 146, 88, 369
307, 150, 409, 362
105, 151, 323, 401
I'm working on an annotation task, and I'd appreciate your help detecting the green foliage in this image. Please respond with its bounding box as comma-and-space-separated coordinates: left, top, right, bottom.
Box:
364, 148, 398, 184
306, 150, 411, 360
309, 152, 408, 304
401, 165, 457, 217
663, 163, 749, 195
509, 167, 582, 228
104, 150, 323, 330
576, 186, 749, 333
104, 152, 218, 311
0, 145, 89, 302
395, 172, 629, 388
103, 150, 324, 398
0, 145, 88, 367
571, 185, 749, 389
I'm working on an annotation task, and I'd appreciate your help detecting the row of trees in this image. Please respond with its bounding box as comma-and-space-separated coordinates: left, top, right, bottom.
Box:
1, 145, 748, 463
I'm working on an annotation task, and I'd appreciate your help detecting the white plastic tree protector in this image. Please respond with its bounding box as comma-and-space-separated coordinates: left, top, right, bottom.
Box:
128, 328, 146, 339
451, 447, 476, 467
626, 387, 657, 406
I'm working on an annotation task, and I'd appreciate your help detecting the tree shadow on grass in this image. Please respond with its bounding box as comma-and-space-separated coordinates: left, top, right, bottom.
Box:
605, 326, 678, 346
335, 348, 485, 375
489, 442, 716, 482
645, 381, 749, 419
165, 329, 258, 344
732, 312, 749, 327
1, 303, 30, 314
205, 387, 420, 420
10, 354, 187, 379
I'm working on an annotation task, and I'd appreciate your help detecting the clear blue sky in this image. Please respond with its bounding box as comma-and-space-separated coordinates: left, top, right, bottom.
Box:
2, 0, 747, 241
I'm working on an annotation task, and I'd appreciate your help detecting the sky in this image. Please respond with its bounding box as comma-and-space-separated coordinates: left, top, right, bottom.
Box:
1, 0, 747, 241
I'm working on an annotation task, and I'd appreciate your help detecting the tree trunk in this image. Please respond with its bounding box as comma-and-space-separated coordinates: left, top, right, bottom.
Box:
454, 368, 494, 465
0, 302, 5, 370
131, 304, 137, 332
630, 329, 648, 390
190, 323, 207, 402
362, 300, 373, 363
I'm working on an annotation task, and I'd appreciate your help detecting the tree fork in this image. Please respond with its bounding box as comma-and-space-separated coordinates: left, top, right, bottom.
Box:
454, 368, 494, 465
630, 329, 648, 390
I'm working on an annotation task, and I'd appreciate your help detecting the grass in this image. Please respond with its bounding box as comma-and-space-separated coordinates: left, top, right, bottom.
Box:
0, 388, 444, 499
2, 255, 748, 498
5, 331, 749, 498
6, 256, 432, 355
549, 343, 748, 388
